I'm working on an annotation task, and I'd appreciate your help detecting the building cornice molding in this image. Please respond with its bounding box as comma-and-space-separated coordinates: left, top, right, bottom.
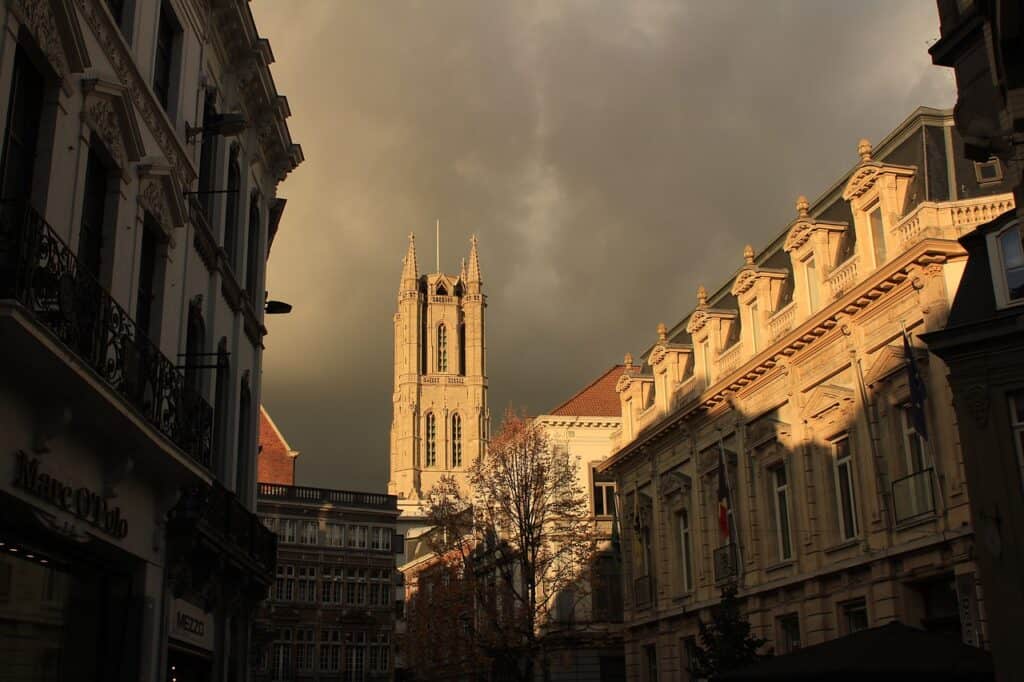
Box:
600, 238, 965, 474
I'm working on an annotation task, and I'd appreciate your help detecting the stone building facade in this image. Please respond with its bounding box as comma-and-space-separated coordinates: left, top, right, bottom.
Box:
388, 233, 488, 511
0, 0, 300, 680
259, 406, 300, 487
597, 107, 1015, 680
255, 483, 399, 682
535, 365, 626, 682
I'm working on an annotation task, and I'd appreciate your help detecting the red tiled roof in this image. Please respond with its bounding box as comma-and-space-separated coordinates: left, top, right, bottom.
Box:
548, 365, 625, 418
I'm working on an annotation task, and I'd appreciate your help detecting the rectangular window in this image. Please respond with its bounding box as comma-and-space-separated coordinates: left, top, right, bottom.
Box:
358, 526, 368, 548
644, 644, 658, 682
593, 471, 616, 517
750, 301, 760, 352
842, 599, 869, 634
0, 47, 45, 205
300, 520, 318, 545
901, 407, 928, 474
1010, 391, 1024, 492
245, 194, 262, 303
280, 519, 297, 544
832, 437, 858, 540
135, 215, 163, 341
677, 510, 693, 592
153, 3, 180, 113
870, 206, 886, 265
772, 466, 793, 560
999, 225, 1024, 302
777, 613, 801, 653
804, 254, 819, 312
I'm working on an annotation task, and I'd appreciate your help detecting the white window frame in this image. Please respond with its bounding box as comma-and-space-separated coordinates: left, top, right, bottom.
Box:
677, 509, 693, 592
771, 465, 793, 561
832, 436, 859, 541
988, 220, 1024, 309
593, 476, 616, 517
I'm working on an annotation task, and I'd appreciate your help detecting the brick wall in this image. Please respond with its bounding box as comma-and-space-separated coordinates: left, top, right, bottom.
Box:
258, 407, 296, 485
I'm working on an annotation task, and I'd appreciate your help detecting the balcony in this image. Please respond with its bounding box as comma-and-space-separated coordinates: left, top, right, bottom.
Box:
768, 302, 797, 341
0, 202, 213, 470
258, 483, 397, 510
891, 194, 1015, 251
718, 343, 743, 376
826, 255, 859, 301
714, 543, 739, 584
892, 468, 936, 525
633, 574, 653, 610
167, 482, 277, 603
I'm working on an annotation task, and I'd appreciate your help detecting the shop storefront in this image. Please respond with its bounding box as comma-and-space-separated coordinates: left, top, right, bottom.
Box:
167, 599, 215, 682
0, 482, 143, 682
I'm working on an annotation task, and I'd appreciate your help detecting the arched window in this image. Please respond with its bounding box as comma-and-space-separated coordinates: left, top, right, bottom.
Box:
437, 324, 448, 373
425, 413, 436, 467
451, 414, 462, 467
998, 221, 1024, 303
436, 282, 448, 296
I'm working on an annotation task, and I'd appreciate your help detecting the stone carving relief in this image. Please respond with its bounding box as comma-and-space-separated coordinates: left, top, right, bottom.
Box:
17, 0, 70, 79
139, 180, 170, 234
84, 99, 126, 168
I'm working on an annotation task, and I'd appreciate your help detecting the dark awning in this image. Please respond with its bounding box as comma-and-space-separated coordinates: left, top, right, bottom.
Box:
718, 622, 993, 681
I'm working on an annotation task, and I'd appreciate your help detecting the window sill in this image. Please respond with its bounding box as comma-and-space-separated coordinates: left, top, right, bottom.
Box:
894, 514, 938, 532
764, 559, 795, 574
824, 538, 861, 555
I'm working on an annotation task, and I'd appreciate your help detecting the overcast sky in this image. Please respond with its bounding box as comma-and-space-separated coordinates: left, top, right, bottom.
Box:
250, 0, 954, 493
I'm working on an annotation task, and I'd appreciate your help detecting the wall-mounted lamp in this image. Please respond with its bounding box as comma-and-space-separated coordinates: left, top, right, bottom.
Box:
265, 300, 293, 315
185, 112, 248, 144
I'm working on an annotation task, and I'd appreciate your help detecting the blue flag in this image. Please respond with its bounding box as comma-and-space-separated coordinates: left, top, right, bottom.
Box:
903, 328, 928, 440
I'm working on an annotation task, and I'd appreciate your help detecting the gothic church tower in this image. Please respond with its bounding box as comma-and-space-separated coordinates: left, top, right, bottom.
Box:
389, 234, 488, 510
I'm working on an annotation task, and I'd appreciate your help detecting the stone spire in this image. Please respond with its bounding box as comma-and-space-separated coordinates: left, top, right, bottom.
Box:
400, 233, 418, 291
467, 234, 482, 292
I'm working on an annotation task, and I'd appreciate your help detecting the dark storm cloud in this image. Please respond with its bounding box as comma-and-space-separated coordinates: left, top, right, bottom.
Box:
251, 0, 952, 492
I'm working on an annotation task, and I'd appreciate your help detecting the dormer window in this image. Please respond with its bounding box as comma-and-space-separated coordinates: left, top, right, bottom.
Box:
997, 221, 1024, 304
803, 254, 819, 313
868, 205, 886, 265
436, 282, 448, 296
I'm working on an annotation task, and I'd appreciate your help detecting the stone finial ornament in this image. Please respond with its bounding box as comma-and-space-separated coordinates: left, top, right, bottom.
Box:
743, 244, 755, 265
624, 352, 634, 368
858, 138, 872, 162
657, 322, 668, 342
796, 195, 809, 218
697, 285, 708, 308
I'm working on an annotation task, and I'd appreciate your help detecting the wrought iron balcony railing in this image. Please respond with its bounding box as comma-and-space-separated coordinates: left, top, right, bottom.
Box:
0, 202, 213, 469
892, 467, 936, 525
714, 543, 739, 584
633, 574, 653, 609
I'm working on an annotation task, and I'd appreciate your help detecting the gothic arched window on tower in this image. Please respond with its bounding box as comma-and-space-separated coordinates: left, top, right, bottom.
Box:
425, 413, 437, 467
451, 414, 462, 468
437, 324, 448, 373
458, 322, 466, 375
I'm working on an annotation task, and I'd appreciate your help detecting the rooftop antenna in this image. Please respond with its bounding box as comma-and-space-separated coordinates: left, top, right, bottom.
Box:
436, 219, 440, 273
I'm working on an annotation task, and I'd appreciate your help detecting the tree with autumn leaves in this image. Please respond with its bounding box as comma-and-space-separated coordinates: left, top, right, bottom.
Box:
407, 409, 598, 681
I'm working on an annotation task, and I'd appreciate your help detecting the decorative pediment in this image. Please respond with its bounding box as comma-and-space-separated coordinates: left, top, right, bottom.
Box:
81, 78, 145, 175
137, 164, 187, 239
840, 139, 917, 201
730, 266, 789, 297
783, 217, 848, 253
801, 383, 855, 420
686, 309, 709, 334
863, 343, 929, 387
658, 470, 693, 499
13, 0, 90, 83
747, 417, 792, 448
648, 344, 667, 367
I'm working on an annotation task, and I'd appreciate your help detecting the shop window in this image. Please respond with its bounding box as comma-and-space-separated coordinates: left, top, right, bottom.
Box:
777, 613, 801, 653
842, 599, 869, 634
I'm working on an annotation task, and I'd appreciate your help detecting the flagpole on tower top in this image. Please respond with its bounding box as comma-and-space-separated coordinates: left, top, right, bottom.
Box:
436, 219, 440, 273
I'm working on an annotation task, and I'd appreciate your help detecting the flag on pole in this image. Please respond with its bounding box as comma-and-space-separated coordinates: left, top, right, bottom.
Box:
903, 326, 928, 440
717, 439, 731, 541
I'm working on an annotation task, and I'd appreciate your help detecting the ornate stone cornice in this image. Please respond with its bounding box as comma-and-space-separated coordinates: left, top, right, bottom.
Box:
841, 162, 917, 202
685, 308, 736, 335
137, 164, 186, 239
13, 0, 89, 85
74, 0, 196, 187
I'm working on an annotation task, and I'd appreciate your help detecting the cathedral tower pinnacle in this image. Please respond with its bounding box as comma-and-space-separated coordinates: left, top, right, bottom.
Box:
389, 233, 488, 508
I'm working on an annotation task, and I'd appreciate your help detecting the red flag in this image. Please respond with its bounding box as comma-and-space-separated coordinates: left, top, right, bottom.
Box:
717, 441, 730, 541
